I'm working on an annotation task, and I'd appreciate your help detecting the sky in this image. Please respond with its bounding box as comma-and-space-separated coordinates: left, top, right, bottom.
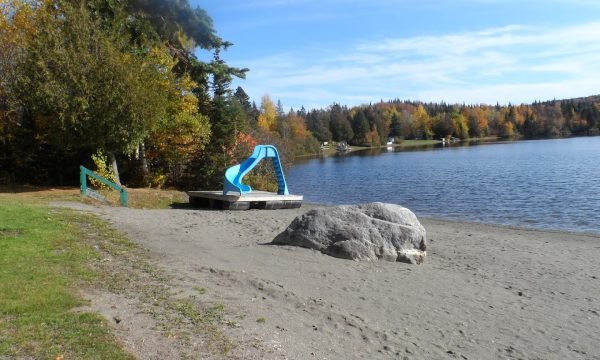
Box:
194, 0, 600, 110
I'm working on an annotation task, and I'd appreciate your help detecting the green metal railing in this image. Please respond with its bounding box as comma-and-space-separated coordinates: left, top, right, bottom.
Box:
80, 165, 128, 207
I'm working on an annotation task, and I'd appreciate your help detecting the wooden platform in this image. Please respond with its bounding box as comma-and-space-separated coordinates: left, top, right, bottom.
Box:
187, 191, 303, 210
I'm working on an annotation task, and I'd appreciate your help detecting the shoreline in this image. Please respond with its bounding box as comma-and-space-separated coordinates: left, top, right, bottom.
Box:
420, 215, 600, 238
303, 201, 600, 237
296, 134, 600, 160
84, 202, 600, 359
295, 136, 502, 159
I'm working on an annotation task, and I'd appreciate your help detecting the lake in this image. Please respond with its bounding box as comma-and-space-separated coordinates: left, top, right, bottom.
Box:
287, 137, 600, 234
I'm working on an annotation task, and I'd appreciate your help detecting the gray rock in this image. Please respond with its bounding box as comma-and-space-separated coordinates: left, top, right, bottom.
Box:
272, 202, 427, 264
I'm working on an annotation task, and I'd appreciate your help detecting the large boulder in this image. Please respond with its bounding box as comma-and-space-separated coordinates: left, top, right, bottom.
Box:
272, 202, 427, 264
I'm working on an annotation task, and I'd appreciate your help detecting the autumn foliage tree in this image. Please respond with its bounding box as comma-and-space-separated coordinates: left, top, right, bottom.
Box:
0, 1, 38, 182
257, 95, 278, 132
14, 2, 178, 184
411, 105, 434, 139
0, 0, 245, 188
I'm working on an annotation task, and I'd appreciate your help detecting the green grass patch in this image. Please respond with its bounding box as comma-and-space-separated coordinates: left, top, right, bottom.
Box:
0, 200, 132, 359
0, 186, 190, 210
0, 187, 82, 205
320, 144, 370, 156
95, 188, 188, 209
396, 139, 440, 147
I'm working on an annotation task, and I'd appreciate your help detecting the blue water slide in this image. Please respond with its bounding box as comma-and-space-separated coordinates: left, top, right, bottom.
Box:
223, 145, 289, 195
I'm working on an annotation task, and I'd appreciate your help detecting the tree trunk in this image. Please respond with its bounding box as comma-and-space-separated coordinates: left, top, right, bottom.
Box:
139, 142, 149, 176
108, 151, 122, 186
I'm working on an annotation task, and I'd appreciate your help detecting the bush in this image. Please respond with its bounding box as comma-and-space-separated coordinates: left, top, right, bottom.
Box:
90, 151, 117, 189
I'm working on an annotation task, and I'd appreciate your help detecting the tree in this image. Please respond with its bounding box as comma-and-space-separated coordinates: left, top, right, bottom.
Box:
465, 107, 488, 138
367, 105, 389, 145
450, 111, 469, 139
351, 110, 370, 145
276, 99, 285, 118
233, 86, 254, 121
388, 113, 403, 138
538, 102, 564, 136
145, 48, 211, 186
329, 104, 353, 142
127, 0, 222, 51
411, 105, 433, 139
498, 119, 515, 137
506, 106, 524, 134
257, 95, 277, 132
0, 0, 251, 187
0, 0, 39, 182
522, 111, 537, 138
306, 109, 331, 142
14, 2, 175, 184
0, 1, 36, 99
287, 112, 311, 155
432, 113, 453, 138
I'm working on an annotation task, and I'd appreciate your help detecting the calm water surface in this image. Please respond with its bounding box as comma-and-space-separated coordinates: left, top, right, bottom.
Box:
287, 137, 600, 234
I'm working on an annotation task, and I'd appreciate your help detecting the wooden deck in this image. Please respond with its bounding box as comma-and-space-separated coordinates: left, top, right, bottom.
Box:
187, 191, 303, 210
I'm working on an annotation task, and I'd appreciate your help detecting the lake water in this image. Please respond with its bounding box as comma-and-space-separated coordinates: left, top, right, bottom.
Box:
287, 137, 600, 234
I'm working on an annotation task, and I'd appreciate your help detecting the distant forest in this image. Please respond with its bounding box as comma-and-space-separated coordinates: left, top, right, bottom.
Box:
1, 1, 599, 189
247, 94, 600, 153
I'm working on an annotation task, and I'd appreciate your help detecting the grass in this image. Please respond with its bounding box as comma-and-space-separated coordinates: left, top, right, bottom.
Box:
0, 200, 132, 359
0, 189, 236, 358
0, 186, 188, 210
95, 187, 188, 209
0, 186, 83, 204
318, 144, 371, 156
396, 139, 440, 147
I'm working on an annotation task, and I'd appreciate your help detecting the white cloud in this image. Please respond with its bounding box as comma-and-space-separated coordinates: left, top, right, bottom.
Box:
417, 75, 600, 105
232, 21, 600, 109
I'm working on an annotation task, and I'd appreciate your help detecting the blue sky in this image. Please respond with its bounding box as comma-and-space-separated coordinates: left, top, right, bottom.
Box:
194, 0, 600, 110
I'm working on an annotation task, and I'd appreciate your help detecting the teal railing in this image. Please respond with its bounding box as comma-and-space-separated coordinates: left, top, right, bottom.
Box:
80, 165, 128, 207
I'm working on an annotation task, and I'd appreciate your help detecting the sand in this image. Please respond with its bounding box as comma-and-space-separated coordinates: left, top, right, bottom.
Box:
59, 202, 600, 359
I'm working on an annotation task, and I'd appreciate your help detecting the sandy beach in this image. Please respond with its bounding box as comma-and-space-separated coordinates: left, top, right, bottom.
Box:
69, 202, 600, 359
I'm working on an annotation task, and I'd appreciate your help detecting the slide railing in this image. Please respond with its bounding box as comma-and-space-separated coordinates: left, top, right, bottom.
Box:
79, 165, 128, 207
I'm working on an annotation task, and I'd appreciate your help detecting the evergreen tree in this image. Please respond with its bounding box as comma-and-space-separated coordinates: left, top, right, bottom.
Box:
233, 86, 252, 113
351, 110, 370, 145
306, 110, 332, 142
389, 113, 403, 138
329, 104, 353, 142
276, 99, 285, 118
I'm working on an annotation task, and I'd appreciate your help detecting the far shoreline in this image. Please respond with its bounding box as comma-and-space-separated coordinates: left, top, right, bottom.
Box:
301, 201, 600, 237
295, 134, 600, 160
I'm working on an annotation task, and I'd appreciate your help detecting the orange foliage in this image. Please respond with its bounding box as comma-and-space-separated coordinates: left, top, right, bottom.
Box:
226, 131, 259, 164
366, 129, 381, 146
288, 113, 309, 142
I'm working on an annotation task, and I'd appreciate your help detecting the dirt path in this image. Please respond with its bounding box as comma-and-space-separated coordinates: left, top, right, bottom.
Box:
55, 202, 600, 359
